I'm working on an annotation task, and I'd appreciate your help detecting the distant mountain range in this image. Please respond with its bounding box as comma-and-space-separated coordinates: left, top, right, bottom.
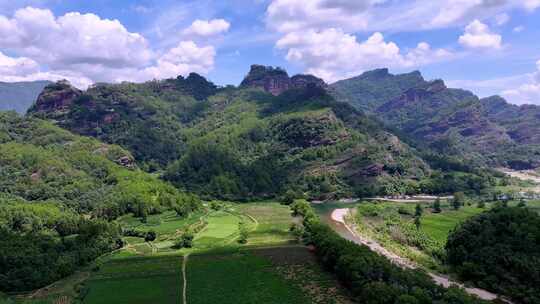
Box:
18, 64, 540, 199
0, 80, 51, 113
331, 68, 540, 169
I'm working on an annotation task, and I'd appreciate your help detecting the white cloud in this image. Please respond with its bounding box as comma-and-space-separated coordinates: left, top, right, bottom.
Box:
459, 20, 502, 49
276, 29, 452, 82
0, 51, 39, 76
138, 41, 215, 81
184, 19, 230, 36
0, 51, 93, 87
266, 0, 372, 33
501, 60, 540, 105
0, 7, 153, 70
523, 0, 540, 11
0, 7, 218, 88
513, 25, 525, 32
494, 13, 510, 25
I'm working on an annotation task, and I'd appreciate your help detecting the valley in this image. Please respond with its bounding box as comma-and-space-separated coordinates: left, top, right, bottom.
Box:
2, 1, 540, 304
1, 65, 540, 304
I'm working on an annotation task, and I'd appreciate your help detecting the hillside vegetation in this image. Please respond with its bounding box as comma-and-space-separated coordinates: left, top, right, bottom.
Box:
331, 68, 540, 169
0, 112, 199, 292
27, 67, 499, 200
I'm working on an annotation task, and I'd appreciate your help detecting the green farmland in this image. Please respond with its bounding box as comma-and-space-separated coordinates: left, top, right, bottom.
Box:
82, 256, 182, 304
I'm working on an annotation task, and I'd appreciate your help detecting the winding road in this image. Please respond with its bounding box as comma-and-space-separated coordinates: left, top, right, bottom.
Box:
182, 254, 189, 304
328, 208, 511, 303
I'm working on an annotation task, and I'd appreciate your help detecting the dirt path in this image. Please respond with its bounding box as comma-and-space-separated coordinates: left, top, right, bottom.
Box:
182, 254, 189, 304
330, 209, 509, 302
498, 168, 540, 193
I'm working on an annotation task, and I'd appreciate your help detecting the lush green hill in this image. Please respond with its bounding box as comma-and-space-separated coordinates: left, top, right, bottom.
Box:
26, 68, 440, 200
0, 80, 51, 113
0, 112, 199, 292
331, 69, 540, 169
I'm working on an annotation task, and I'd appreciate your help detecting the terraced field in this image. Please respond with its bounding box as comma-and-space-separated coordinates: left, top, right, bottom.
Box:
9, 202, 349, 304
236, 202, 296, 245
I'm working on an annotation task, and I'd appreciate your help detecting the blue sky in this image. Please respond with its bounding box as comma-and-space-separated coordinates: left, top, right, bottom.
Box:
0, 0, 539, 104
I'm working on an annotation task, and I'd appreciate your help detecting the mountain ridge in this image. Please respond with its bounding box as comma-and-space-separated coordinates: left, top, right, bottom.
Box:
330, 69, 540, 169
0, 80, 52, 114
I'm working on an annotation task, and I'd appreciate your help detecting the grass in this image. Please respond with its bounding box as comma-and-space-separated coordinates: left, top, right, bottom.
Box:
186, 247, 352, 304
420, 206, 485, 243
351, 200, 488, 271
194, 211, 242, 248
117, 210, 205, 235
82, 256, 182, 304
236, 202, 296, 245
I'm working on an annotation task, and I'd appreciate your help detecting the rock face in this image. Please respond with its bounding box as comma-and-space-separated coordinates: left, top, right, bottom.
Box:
32, 80, 82, 113
241, 65, 326, 95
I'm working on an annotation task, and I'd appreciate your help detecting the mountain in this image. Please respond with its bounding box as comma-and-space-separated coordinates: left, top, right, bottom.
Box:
241, 64, 327, 95
0, 80, 51, 113
331, 69, 540, 169
28, 66, 494, 200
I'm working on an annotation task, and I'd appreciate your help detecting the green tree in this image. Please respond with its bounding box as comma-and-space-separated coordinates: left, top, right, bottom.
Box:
238, 221, 248, 244
145, 230, 156, 242
477, 200, 485, 208
174, 231, 194, 248
414, 216, 421, 229
432, 198, 442, 213
453, 192, 465, 210
415, 203, 423, 217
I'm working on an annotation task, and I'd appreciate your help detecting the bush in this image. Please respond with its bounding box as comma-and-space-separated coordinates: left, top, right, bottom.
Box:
173, 231, 194, 249
144, 231, 157, 242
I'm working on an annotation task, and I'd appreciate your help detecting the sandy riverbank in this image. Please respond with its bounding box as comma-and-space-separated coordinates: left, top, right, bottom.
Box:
329, 208, 505, 302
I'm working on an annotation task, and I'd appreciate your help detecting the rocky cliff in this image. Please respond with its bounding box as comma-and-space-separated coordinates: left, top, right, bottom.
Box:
240, 64, 327, 95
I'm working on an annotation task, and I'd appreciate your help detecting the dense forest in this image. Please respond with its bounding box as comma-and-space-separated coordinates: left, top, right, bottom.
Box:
446, 206, 540, 303
0, 112, 200, 291
26, 69, 501, 201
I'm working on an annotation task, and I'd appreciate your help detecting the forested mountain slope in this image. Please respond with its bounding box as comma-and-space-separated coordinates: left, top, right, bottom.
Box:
0, 112, 199, 291
331, 69, 540, 169
0, 80, 51, 113
27, 66, 482, 200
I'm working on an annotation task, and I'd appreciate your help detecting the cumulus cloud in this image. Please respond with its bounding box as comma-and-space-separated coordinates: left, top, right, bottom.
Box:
139, 41, 215, 81
276, 29, 452, 82
183, 19, 230, 36
459, 20, 502, 49
0, 51, 39, 76
0, 51, 93, 87
266, 0, 371, 33
0, 7, 153, 70
0, 7, 218, 88
501, 60, 540, 105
